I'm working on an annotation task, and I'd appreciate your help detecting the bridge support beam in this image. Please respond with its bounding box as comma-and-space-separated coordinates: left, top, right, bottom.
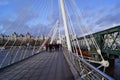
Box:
59, 0, 72, 51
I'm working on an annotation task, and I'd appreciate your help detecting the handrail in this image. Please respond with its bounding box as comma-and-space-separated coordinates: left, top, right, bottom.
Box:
63, 48, 114, 80
0, 46, 41, 69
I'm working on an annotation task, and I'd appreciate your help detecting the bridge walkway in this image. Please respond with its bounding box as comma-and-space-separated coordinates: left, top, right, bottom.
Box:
0, 50, 74, 80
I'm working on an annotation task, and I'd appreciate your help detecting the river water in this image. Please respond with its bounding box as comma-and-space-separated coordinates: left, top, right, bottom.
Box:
106, 58, 120, 80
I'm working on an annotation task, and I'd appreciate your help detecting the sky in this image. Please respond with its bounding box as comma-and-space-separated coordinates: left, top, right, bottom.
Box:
0, 0, 120, 36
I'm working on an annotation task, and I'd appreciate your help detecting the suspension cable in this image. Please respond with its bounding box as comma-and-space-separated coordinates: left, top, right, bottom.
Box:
11, 0, 43, 63
0, 0, 43, 67
65, 2, 84, 58
68, 0, 109, 67
68, 0, 91, 51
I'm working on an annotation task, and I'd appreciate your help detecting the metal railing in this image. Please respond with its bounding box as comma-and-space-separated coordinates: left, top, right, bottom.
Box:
0, 46, 41, 69
63, 48, 114, 80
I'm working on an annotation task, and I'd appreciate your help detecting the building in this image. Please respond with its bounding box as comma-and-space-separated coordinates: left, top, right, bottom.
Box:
0, 32, 46, 42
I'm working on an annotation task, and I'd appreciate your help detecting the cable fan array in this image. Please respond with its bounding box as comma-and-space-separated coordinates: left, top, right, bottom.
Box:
0, 0, 53, 68
57, 0, 115, 79
58, 0, 109, 73
0, 1, 111, 79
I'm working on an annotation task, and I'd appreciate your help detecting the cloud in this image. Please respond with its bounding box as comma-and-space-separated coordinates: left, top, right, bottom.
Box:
0, 1, 120, 37
0, 4, 41, 35
94, 4, 120, 29
0, 0, 9, 5
79, 3, 120, 33
110, 2, 120, 12
0, 4, 53, 36
47, 13, 59, 25
96, 12, 120, 25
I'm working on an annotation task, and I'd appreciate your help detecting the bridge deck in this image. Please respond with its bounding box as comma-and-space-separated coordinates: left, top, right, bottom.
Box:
0, 50, 74, 80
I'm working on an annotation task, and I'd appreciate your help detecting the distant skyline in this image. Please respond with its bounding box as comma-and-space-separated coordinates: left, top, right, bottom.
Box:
0, 0, 120, 36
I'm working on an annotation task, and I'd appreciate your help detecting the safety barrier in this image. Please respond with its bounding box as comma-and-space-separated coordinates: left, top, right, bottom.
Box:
63, 48, 114, 80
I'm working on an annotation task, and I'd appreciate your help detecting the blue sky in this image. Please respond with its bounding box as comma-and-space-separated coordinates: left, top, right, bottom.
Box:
0, 0, 120, 36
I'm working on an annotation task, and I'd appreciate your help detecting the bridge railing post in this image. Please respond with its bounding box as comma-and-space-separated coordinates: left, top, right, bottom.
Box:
62, 47, 114, 80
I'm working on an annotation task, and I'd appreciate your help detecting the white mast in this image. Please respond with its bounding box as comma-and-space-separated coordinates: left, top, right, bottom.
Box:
50, 20, 59, 44
59, 0, 72, 51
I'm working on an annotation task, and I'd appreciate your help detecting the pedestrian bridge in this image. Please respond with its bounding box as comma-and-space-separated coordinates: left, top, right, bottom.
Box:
0, 47, 114, 80
0, 50, 74, 80
0, 0, 119, 80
